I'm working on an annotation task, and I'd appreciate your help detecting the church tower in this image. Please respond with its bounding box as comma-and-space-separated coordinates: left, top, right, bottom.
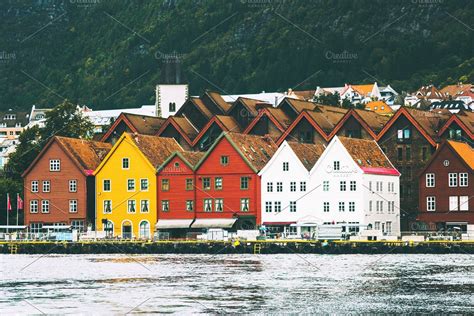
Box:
155, 56, 188, 118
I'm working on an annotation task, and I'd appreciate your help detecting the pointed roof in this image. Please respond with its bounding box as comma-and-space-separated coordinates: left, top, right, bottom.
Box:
128, 133, 183, 168
279, 98, 318, 113
448, 141, 474, 169
337, 136, 399, 176
228, 97, 270, 117
101, 112, 166, 142
192, 115, 241, 146
156, 116, 199, 145
158, 150, 205, 172
205, 91, 231, 113
440, 83, 473, 97
351, 84, 374, 97
22, 136, 112, 177
415, 85, 445, 100
353, 109, 391, 134
195, 132, 279, 173
306, 105, 348, 133
243, 107, 292, 135
287, 141, 325, 171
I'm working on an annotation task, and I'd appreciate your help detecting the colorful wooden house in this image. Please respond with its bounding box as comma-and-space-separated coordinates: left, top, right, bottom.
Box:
94, 133, 183, 239
22, 136, 112, 233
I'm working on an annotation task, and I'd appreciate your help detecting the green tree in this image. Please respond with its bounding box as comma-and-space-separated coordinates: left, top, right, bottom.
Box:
315, 92, 341, 106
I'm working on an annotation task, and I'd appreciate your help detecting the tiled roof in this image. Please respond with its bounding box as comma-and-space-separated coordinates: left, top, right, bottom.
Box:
283, 98, 318, 113
307, 105, 348, 133
404, 107, 450, 138
225, 132, 279, 172
291, 90, 316, 100
191, 97, 213, 119
215, 115, 241, 132
430, 100, 468, 111
172, 116, 199, 139
56, 137, 112, 172
440, 84, 473, 97
448, 140, 474, 170
338, 136, 397, 173
123, 113, 166, 135
456, 111, 474, 134
0, 111, 29, 127
288, 141, 325, 171
181, 151, 205, 167
127, 133, 183, 168
237, 97, 268, 116
207, 91, 231, 113
365, 100, 393, 114
354, 109, 391, 133
266, 108, 293, 128
415, 85, 445, 100
351, 84, 374, 96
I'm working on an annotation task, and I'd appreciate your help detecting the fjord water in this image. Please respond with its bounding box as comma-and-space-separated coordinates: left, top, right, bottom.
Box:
1, 254, 473, 314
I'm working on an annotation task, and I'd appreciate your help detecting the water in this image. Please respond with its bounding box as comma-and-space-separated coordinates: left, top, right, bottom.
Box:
1, 254, 473, 314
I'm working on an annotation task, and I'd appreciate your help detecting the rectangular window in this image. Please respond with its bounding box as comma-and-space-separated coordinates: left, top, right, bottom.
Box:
69, 200, 77, 213
427, 196, 436, 212
460, 196, 469, 211
391, 201, 395, 214
267, 182, 273, 192
140, 179, 149, 191
448, 173, 458, 187
290, 182, 296, 192
103, 200, 112, 213
323, 181, 329, 191
161, 179, 169, 191
69, 180, 77, 192
426, 173, 435, 187
374, 221, 380, 230
283, 162, 289, 171
369, 200, 373, 213
300, 181, 306, 192
276, 182, 283, 192
338, 202, 345, 212
386, 222, 392, 234
161, 200, 169, 212
186, 200, 194, 212
215, 198, 224, 212
340, 181, 346, 191
380, 201, 384, 213
376, 201, 380, 213
240, 198, 250, 212
103, 179, 111, 192
406, 146, 411, 160
404, 129, 411, 139
127, 200, 136, 213
449, 196, 458, 211
202, 177, 211, 190
71, 220, 85, 232
397, 147, 403, 161
349, 202, 355, 212
460, 173, 468, 187
323, 202, 329, 212
220, 156, 229, 166
334, 161, 340, 171
31, 180, 39, 193
369, 181, 372, 192
30, 200, 38, 213
42, 180, 50, 192
240, 177, 249, 190
49, 159, 60, 171
215, 177, 223, 190
204, 199, 213, 212
274, 201, 281, 212
41, 200, 49, 213
290, 201, 296, 212
140, 200, 149, 213
265, 201, 272, 213
185, 178, 193, 190
122, 158, 129, 169
350, 181, 356, 191
127, 179, 136, 191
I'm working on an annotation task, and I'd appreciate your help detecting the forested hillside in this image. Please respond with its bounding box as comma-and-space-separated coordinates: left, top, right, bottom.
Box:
1, 0, 473, 110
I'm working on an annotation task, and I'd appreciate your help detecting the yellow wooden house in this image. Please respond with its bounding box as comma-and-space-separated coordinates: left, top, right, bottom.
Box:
94, 133, 183, 239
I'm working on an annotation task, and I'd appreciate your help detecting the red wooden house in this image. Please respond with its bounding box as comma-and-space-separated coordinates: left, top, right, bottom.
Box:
193, 132, 278, 230
156, 151, 204, 236
418, 140, 474, 231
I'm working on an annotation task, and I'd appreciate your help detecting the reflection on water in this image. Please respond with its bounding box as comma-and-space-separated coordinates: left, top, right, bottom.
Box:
0, 254, 473, 314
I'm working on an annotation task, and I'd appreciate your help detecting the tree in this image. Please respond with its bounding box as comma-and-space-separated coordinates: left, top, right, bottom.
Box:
314, 92, 341, 106
40, 100, 94, 142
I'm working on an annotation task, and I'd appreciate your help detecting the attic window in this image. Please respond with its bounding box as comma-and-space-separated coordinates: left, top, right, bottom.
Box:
174, 162, 180, 168
220, 156, 229, 166
122, 158, 130, 169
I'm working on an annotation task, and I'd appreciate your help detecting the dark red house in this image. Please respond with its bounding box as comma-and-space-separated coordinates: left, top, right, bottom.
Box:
418, 140, 474, 231
22, 136, 112, 233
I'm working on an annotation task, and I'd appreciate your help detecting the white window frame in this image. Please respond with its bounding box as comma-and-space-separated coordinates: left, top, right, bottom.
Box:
349, 201, 355, 212
69, 199, 78, 213
140, 200, 149, 213
267, 182, 273, 192
290, 201, 296, 213
140, 178, 149, 191
323, 181, 329, 191
459, 173, 468, 187
103, 179, 111, 192
161, 200, 169, 212
350, 181, 356, 191
215, 198, 224, 212
204, 199, 212, 212
290, 182, 296, 192
69, 180, 77, 192
427, 196, 436, 212
240, 198, 250, 212
323, 202, 329, 212
449, 196, 458, 211
42, 180, 50, 193
274, 201, 281, 213
448, 173, 458, 187
460, 196, 469, 211
41, 200, 50, 213
340, 181, 346, 191
426, 173, 435, 188
31, 180, 39, 193
127, 179, 135, 192
300, 181, 306, 192
338, 202, 345, 212
30, 200, 38, 213
49, 159, 60, 172
276, 182, 283, 192
127, 200, 136, 213
334, 161, 340, 171
103, 200, 112, 214
122, 157, 130, 169
283, 162, 289, 171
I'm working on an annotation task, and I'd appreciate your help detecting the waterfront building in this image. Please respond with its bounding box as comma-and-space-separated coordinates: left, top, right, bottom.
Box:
330, 108, 389, 140
22, 136, 112, 232
418, 140, 474, 231
259, 141, 324, 234
94, 133, 182, 239
437, 111, 474, 145
308, 136, 401, 237
192, 115, 241, 151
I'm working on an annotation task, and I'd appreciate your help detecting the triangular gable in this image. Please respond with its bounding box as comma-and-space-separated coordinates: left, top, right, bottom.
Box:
277, 110, 329, 145
437, 114, 474, 140
157, 151, 195, 173
192, 116, 229, 147
376, 107, 437, 146
93, 133, 155, 176
194, 133, 258, 173
309, 136, 360, 176
329, 109, 377, 139
155, 117, 194, 146
100, 113, 137, 142
258, 140, 307, 176
243, 108, 286, 135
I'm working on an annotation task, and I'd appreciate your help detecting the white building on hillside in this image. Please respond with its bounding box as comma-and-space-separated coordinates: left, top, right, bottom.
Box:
259, 141, 325, 235
308, 136, 401, 237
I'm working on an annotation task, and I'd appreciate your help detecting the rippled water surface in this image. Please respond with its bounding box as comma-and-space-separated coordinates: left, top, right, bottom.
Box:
1, 254, 473, 314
